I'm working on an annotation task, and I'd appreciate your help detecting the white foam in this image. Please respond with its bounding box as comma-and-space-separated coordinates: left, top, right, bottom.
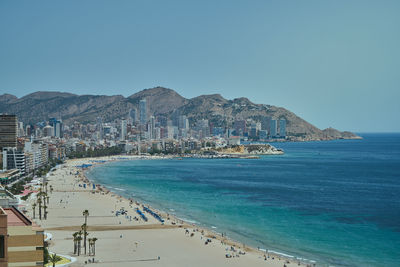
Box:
112, 187, 126, 191
211, 226, 217, 229
268, 250, 295, 258
177, 217, 197, 224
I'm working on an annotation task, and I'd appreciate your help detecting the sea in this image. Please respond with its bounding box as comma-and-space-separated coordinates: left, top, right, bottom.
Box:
87, 133, 400, 267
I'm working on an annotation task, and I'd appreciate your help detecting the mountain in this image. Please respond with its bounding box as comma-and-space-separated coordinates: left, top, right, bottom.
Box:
0, 87, 360, 141
128, 87, 188, 115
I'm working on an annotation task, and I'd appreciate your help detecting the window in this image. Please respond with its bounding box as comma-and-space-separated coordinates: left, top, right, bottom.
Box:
0, 235, 4, 258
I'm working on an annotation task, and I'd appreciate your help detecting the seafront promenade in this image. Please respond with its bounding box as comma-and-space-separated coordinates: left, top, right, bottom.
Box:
24, 156, 307, 267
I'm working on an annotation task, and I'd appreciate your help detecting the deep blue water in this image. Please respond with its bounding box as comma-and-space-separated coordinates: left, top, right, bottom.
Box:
87, 133, 400, 267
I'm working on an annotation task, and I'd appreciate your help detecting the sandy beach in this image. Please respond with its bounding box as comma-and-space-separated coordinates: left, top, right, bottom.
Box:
23, 157, 310, 267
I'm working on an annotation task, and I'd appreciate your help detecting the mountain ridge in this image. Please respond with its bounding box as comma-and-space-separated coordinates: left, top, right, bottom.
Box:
0, 87, 360, 141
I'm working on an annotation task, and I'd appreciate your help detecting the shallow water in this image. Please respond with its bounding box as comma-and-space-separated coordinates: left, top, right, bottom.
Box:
87, 133, 400, 266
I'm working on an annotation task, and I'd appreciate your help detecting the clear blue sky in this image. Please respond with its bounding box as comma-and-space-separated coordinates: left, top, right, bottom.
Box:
1, 0, 399, 132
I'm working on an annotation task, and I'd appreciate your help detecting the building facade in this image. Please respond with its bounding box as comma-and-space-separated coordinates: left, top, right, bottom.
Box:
0, 115, 17, 150
279, 119, 286, 138
2, 148, 25, 176
0, 207, 44, 267
270, 119, 277, 137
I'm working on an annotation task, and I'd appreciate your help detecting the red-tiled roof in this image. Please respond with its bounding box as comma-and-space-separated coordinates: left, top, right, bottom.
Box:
4, 207, 31, 226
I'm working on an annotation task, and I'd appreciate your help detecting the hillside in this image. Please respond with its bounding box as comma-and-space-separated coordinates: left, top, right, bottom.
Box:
0, 87, 360, 141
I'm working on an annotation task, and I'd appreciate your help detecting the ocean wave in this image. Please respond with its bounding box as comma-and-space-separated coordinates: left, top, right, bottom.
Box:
177, 217, 198, 224
110, 187, 126, 192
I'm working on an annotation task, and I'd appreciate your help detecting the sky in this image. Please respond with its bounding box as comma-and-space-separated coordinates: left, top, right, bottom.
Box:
0, 0, 399, 132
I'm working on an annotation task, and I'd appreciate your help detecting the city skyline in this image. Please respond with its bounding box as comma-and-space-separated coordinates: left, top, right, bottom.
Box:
1, 1, 399, 132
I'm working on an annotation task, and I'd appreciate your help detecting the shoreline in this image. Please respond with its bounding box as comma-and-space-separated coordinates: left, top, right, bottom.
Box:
82, 155, 316, 266
26, 155, 315, 267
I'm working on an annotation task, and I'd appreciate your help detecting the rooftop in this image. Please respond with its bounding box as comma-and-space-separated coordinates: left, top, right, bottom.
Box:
4, 207, 32, 226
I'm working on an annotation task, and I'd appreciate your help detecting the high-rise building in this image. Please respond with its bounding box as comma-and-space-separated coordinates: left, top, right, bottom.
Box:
234, 120, 246, 136
26, 125, 32, 137
129, 108, 137, 123
178, 115, 187, 129
259, 130, 268, 140
139, 99, 147, 125
54, 120, 63, 138
43, 125, 54, 137
17, 121, 24, 137
279, 119, 286, 138
96, 117, 103, 139
261, 117, 271, 132
270, 119, 277, 137
2, 147, 25, 175
149, 116, 156, 139
198, 119, 210, 138
249, 123, 258, 138
121, 120, 127, 140
172, 110, 180, 127
0, 115, 17, 150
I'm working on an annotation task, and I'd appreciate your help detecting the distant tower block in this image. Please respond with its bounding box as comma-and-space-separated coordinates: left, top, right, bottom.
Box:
270, 119, 277, 137
139, 99, 147, 125
121, 120, 127, 140
279, 119, 286, 138
129, 108, 137, 123
0, 114, 18, 150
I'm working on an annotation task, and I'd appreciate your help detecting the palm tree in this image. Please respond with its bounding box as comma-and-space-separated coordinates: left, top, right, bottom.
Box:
41, 192, 47, 205
37, 198, 42, 220
43, 205, 47, 220
76, 235, 82, 256
88, 238, 92, 255
72, 232, 79, 254
91, 237, 98, 256
81, 223, 89, 254
32, 203, 36, 219
83, 210, 89, 254
49, 253, 62, 267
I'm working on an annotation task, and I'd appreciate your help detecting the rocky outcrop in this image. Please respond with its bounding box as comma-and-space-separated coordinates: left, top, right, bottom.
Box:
217, 144, 284, 155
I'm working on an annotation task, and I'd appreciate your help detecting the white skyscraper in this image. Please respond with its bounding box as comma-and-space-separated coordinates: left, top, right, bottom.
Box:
121, 120, 127, 140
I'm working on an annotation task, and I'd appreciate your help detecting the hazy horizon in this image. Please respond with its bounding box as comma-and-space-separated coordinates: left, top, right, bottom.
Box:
1, 0, 399, 132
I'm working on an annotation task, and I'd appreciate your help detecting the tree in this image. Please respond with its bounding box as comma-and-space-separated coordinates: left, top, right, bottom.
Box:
37, 198, 42, 220
43, 205, 47, 220
81, 223, 89, 255
91, 237, 98, 256
49, 253, 62, 267
83, 209, 89, 254
76, 234, 82, 256
72, 232, 79, 254
88, 238, 92, 255
32, 203, 36, 219
41, 192, 47, 205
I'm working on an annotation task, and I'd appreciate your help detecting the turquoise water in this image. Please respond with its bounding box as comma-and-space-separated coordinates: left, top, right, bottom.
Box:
87, 133, 400, 267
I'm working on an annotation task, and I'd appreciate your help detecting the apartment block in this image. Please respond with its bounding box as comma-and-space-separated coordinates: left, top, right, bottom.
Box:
0, 207, 44, 267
